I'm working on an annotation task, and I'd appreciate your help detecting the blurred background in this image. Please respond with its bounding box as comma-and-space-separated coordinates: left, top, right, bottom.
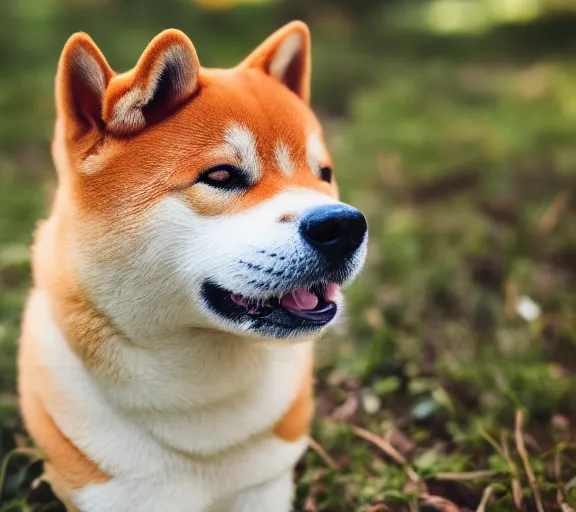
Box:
1, 0, 576, 510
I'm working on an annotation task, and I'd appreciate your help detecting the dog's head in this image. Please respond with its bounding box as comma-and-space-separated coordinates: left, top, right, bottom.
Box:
53, 22, 367, 340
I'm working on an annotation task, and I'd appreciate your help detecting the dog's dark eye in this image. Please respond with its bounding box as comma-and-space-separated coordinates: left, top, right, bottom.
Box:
197, 165, 249, 190
319, 166, 332, 183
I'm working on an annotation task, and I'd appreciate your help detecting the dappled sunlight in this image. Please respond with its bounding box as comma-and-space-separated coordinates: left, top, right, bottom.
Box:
426, 0, 572, 34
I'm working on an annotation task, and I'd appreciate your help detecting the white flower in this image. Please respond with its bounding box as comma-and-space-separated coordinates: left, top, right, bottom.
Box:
516, 296, 541, 322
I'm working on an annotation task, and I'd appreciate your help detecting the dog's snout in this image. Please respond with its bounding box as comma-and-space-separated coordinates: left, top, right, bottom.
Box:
300, 205, 367, 259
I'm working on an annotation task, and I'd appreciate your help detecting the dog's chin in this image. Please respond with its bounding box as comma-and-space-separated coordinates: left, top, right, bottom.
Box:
200, 281, 341, 339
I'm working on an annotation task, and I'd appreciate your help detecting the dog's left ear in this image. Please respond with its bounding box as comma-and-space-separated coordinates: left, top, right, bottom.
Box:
241, 21, 311, 104
103, 29, 199, 135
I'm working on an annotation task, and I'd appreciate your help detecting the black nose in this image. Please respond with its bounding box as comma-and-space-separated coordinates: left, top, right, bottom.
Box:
300, 205, 367, 260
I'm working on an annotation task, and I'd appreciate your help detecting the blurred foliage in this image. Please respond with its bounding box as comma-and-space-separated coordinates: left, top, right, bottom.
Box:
2, 0, 576, 510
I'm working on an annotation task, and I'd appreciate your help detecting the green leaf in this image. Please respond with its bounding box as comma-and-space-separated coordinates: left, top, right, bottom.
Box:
0, 450, 34, 503
373, 376, 401, 397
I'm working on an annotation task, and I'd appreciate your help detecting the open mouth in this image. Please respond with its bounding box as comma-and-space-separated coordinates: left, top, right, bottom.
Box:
202, 281, 340, 334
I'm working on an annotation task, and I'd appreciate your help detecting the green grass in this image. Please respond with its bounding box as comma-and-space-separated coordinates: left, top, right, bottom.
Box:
300, 54, 576, 510
1, 1, 576, 510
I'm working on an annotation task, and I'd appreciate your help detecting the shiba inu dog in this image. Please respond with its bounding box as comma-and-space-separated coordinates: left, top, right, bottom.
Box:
18, 21, 367, 512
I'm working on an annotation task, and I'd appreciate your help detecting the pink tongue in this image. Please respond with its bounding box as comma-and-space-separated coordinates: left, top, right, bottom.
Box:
281, 287, 319, 312
325, 283, 340, 301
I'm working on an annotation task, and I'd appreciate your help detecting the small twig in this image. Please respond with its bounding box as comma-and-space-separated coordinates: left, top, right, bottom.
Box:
565, 473, 576, 491
476, 485, 494, 512
561, 504, 576, 512
331, 391, 359, 422
434, 470, 495, 481
501, 430, 523, 512
308, 437, 340, 471
554, 449, 564, 506
10, 446, 42, 458
538, 191, 571, 234
303, 469, 327, 512
479, 426, 507, 461
512, 479, 523, 512
515, 410, 545, 512
419, 493, 460, 512
366, 505, 391, 512
481, 427, 523, 510
505, 280, 519, 320
304, 483, 321, 512
349, 424, 421, 484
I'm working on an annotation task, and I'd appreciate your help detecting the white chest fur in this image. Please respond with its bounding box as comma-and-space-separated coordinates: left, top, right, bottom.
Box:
27, 291, 309, 511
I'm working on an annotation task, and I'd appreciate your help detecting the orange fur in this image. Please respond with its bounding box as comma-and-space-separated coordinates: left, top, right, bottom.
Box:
21, 392, 110, 492
273, 349, 314, 442
19, 22, 341, 510
29, 210, 121, 378
278, 212, 298, 223
19, 305, 110, 499
103, 29, 199, 134
52, 24, 334, 230
241, 21, 311, 104
64, 67, 336, 227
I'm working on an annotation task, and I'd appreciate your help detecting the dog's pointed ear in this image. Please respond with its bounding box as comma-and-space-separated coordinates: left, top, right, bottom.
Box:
102, 29, 199, 135
241, 21, 311, 104
56, 33, 115, 138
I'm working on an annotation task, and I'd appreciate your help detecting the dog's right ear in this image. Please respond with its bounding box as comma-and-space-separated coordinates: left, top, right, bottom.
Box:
56, 33, 115, 139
